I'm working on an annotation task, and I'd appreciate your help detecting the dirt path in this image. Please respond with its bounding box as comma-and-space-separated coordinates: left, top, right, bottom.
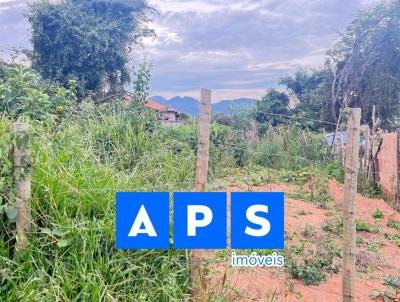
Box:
199, 180, 400, 302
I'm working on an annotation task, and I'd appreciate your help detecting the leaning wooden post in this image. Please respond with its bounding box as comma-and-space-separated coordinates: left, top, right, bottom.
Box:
363, 125, 370, 178
13, 122, 32, 250
342, 108, 361, 302
191, 89, 212, 299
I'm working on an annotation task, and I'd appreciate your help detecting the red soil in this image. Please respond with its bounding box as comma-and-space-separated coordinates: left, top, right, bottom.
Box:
200, 180, 400, 302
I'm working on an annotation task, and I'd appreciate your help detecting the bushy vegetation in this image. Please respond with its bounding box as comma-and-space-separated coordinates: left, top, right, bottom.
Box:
280, 0, 400, 130
286, 236, 341, 285
356, 220, 380, 233
0, 65, 76, 121
0, 60, 337, 300
0, 61, 257, 300
27, 0, 154, 94
387, 218, 400, 231
249, 125, 327, 171
0, 103, 197, 300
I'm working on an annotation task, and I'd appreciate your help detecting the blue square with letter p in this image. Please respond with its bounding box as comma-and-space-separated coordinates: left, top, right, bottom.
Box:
231, 192, 284, 249
173, 192, 227, 249
116, 192, 170, 249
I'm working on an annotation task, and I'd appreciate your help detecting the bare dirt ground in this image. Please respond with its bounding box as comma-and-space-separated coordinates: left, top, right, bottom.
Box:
198, 180, 400, 302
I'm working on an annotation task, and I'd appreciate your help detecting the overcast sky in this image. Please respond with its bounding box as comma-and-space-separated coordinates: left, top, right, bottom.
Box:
0, 0, 380, 101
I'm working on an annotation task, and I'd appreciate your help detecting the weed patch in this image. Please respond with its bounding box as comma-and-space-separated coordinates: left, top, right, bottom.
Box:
285, 236, 341, 285
372, 208, 384, 219
387, 219, 400, 231
356, 220, 380, 233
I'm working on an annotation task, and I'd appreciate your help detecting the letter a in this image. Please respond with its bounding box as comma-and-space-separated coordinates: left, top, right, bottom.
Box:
128, 205, 158, 237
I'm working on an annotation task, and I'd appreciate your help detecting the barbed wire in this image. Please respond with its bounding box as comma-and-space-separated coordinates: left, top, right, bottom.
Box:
252, 112, 338, 126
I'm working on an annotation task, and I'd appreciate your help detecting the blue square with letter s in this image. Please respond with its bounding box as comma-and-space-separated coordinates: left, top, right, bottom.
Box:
173, 192, 227, 249
231, 192, 284, 249
116, 192, 170, 249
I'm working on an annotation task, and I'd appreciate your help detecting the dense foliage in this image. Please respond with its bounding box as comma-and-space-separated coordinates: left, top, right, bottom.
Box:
252, 89, 291, 128
0, 105, 192, 301
27, 0, 154, 94
280, 68, 333, 130
280, 0, 400, 130
0, 65, 76, 121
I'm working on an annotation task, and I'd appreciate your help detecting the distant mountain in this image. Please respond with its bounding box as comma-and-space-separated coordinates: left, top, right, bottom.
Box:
167, 96, 199, 116
149, 96, 255, 116
149, 96, 199, 116
212, 98, 255, 114
149, 96, 168, 104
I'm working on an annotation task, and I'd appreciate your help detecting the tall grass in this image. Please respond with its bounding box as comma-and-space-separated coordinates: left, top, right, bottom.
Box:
249, 125, 328, 170
1, 102, 196, 301
1, 103, 335, 301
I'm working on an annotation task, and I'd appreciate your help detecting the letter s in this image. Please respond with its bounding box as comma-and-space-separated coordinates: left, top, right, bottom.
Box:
245, 205, 270, 237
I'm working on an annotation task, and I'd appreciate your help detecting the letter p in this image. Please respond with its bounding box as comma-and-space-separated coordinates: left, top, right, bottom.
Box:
173, 192, 227, 249
187, 205, 213, 236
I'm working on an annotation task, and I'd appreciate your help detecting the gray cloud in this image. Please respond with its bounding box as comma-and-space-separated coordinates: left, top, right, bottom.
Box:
143, 0, 381, 99
0, 0, 29, 58
0, 0, 381, 100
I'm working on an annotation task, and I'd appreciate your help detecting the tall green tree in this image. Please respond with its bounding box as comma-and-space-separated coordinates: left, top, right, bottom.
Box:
280, 68, 334, 129
328, 0, 400, 128
253, 89, 291, 127
27, 0, 154, 95
282, 0, 400, 130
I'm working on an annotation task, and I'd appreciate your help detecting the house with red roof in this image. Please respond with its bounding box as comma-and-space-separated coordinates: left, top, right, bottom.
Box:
145, 99, 168, 112
123, 96, 182, 126
145, 99, 181, 126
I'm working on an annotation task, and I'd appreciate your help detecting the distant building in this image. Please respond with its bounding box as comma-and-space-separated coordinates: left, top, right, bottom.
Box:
145, 99, 182, 127
122, 96, 182, 126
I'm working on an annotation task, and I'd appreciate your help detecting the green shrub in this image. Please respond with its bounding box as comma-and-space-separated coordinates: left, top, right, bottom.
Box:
356, 220, 380, 233
326, 161, 345, 183
287, 261, 327, 285
372, 208, 384, 219
286, 237, 340, 285
301, 224, 315, 238
0, 65, 76, 122
358, 174, 381, 198
387, 219, 400, 231
384, 276, 400, 291
0, 117, 17, 247
249, 125, 327, 171
323, 216, 343, 236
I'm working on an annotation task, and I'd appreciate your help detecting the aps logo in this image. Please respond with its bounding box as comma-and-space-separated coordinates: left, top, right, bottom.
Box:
116, 192, 284, 249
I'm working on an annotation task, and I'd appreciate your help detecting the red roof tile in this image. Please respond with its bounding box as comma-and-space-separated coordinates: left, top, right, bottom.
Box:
146, 99, 168, 111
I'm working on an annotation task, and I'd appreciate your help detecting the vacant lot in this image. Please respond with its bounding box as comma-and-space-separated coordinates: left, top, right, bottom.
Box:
201, 173, 400, 302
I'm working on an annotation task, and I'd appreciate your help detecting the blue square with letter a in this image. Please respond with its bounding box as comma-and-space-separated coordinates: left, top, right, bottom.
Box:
173, 192, 227, 249
116, 192, 170, 249
231, 192, 284, 249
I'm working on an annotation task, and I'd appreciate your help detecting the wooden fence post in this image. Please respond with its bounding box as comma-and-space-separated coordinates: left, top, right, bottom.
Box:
13, 122, 32, 250
342, 108, 361, 302
191, 89, 212, 299
195, 89, 212, 192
